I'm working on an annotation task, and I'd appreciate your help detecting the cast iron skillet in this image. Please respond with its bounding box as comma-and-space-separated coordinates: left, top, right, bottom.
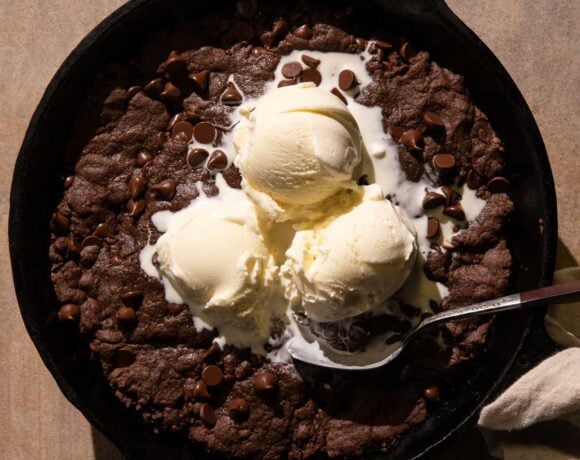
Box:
10, 0, 558, 458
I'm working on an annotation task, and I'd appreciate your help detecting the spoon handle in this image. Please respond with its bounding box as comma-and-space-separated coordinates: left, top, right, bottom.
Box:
420, 280, 580, 329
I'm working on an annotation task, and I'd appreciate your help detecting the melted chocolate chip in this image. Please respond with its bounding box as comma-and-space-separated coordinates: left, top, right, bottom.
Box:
432, 154, 456, 173
281, 62, 303, 79
423, 111, 445, 129
221, 82, 243, 106
193, 381, 211, 400
161, 82, 182, 103
164, 51, 187, 75
443, 203, 465, 220
207, 150, 228, 170
120, 290, 143, 308
116, 306, 137, 326
152, 179, 177, 200
301, 68, 322, 86
388, 126, 407, 143
227, 398, 250, 419
427, 217, 440, 239
171, 120, 194, 141
126, 199, 145, 218
330, 88, 347, 104
202, 365, 223, 386
136, 152, 153, 167
189, 70, 210, 92
93, 223, 114, 238
466, 170, 482, 190
338, 69, 357, 91
399, 42, 418, 62
187, 148, 209, 168
58, 304, 80, 321
278, 78, 297, 88
200, 403, 217, 426
301, 54, 320, 68
424, 385, 440, 401
129, 175, 147, 200
126, 86, 142, 101
401, 129, 424, 150
422, 191, 446, 210
193, 122, 216, 144
144, 78, 164, 98
254, 371, 278, 393
64, 175, 74, 189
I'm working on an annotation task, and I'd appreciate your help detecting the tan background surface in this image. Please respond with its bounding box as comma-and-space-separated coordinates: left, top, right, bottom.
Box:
0, 1, 577, 459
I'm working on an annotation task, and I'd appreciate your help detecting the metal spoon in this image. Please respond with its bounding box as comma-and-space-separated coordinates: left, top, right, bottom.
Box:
287, 281, 580, 371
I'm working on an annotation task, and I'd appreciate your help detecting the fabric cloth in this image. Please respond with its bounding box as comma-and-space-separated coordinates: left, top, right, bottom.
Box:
478, 268, 580, 459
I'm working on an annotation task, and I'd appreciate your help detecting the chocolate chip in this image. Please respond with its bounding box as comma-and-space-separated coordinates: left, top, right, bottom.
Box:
207, 150, 228, 170
129, 175, 146, 199
355, 37, 368, 48
151, 252, 159, 266
200, 403, 217, 426
330, 88, 347, 105
126, 199, 145, 218
375, 39, 394, 50
357, 175, 369, 186
116, 306, 137, 325
422, 191, 446, 210
399, 42, 418, 62
164, 51, 187, 75
116, 349, 136, 368
251, 46, 269, 56
171, 120, 194, 141
203, 342, 221, 363
66, 238, 81, 259
227, 398, 249, 419
152, 179, 177, 200
136, 152, 153, 167
58, 303, 80, 321
301, 68, 322, 86
202, 365, 223, 386
466, 170, 482, 190
187, 148, 209, 168
126, 86, 142, 100
254, 371, 278, 393
423, 111, 445, 130
424, 385, 440, 401
385, 333, 402, 345
278, 78, 297, 87
293, 24, 312, 39
281, 62, 303, 79
81, 235, 102, 248
144, 78, 164, 98
388, 126, 407, 143
156, 132, 168, 148
188, 70, 210, 92
487, 176, 509, 193
427, 217, 440, 238
161, 82, 182, 103
168, 113, 186, 131
401, 129, 424, 150
193, 381, 211, 400
64, 175, 74, 189
193, 122, 216, 144
120, 290, 143, 308
52, 212, 70, 235
432, 154, 456, 173
301, 54, 320, 68
220, 82, 243, 106
443, 203, 465, 220
338, 70, 357, 91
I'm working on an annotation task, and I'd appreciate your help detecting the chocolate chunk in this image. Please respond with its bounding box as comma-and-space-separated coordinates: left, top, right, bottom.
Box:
278, 79, 297, 88
152, 179, 177, 200
144, 78, 164, 98
160, 82, 182, 103
422, 191, 446, 210
388, 126, 407, 143
427, 217, 440, 238
116, 306, 137, 326
281, 62, 303, 79
227, 398, 250, 419
220, 82, 243, 106
126, 199, 145, 218
164, 51, 187, 75
301, 54, 320, 68
207, 150, 228, 170
443, 203, 465, 220
424, 385, 440, 401
202, 365, 223, 386
52, 213, 70, 235
487, 176, 509, 193
301, 68, 322, 86
385, 333, 402, 345
129, 175, 146, 199
58, 303, 80, 322
171, 120, 194, 141
200, 403, 217, 426
116, 349, 135, 368
401, 129, 424, 150
188, 70, 210, 92
187, 148, 209, 168
293, 24, 313, 39
120, 290, 143, 308
193, 381, 211, 400
126, 86, 142, 101
203, 343, 221, 363
338, 70, 357, 90
466, 170, 482, 190
423, 111, 445, 129
81, 235, 102, 248
64, 175, 74, 189
432, 154, 456, 173
254, 371, 278, 393
330, 88, 347, 104
136, 152, 153, 167
399, 42, 418, 62
193, 122, 216, 144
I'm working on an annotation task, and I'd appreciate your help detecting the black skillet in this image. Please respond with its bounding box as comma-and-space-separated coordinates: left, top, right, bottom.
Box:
9, 0, 558, 458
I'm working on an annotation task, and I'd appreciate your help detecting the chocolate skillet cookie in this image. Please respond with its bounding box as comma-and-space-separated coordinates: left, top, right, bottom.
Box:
49, 1, 513, 458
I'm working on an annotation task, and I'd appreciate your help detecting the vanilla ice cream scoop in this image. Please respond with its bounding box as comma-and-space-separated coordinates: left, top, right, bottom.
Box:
155, 197, 277, 348
281, 185, 418, 322
234, 83, 363, 221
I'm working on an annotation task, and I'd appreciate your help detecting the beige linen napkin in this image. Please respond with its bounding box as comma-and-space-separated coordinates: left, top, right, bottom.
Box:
478, 267, 580, 459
